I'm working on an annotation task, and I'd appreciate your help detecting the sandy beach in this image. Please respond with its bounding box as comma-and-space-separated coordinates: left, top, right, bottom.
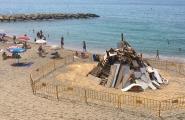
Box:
0, 36, 185, 120
55, 62, 185, 100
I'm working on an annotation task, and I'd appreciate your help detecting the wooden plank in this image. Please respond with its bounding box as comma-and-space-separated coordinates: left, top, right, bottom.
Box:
115, 65, 125, 88
120, 66, 133, 89
132, 60, 139, 68
105, 65, 117, 88
111, 64, 121, 88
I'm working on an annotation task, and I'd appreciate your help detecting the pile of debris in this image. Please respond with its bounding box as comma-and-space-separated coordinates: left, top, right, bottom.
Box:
88, 40, 168, 91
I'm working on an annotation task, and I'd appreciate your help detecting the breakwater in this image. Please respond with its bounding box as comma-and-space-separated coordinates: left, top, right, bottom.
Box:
0, 13, 100, 22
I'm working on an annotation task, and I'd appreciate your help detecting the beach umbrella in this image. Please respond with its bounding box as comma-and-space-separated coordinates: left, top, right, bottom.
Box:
19, 39, 30, 42
8, 47, 26, 53
36, 39, 47, 44
7, 45, 19, 49
18, 35, 30, 40
8, 47, 26, 64
18, 35, 30, 42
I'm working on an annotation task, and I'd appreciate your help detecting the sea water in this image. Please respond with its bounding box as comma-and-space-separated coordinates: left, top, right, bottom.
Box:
0, 0, 185, 59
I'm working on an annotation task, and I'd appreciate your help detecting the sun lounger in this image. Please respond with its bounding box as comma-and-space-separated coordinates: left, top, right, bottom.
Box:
2, 53, 21, 60
2, 55, 12, 60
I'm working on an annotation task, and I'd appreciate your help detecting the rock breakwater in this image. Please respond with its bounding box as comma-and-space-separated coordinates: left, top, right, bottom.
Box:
0, 13, 100, 22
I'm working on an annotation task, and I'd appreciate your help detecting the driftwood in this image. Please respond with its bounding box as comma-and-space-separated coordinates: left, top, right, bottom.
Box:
89, 38, 168, 92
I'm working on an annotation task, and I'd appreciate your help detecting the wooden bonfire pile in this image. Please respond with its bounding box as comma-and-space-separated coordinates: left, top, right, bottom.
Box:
88, 40, 168, 91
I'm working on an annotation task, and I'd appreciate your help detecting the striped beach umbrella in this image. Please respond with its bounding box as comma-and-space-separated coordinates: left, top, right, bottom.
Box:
8, 47, 26, 53
18, 35, 30, 42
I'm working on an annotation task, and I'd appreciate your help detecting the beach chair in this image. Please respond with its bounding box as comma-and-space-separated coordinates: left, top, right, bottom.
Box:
2, 52, 13, 60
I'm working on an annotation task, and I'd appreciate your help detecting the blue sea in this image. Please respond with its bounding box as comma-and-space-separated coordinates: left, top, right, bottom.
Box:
0, 0, 185, 59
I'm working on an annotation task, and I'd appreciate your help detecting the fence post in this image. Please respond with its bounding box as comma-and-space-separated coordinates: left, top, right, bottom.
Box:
56, 85, 59, 101
179, 64, 181, 74
84, 89, 88, 104
42, 66, 45, 78
54, 59, 56, 70
158, 101, 161, 117
30, 74, 35, 95
117, 95, 121, 109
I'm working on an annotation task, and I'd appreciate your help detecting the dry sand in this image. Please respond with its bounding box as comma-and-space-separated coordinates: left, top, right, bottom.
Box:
0, 36, 185, 120
56, 62, 185, 100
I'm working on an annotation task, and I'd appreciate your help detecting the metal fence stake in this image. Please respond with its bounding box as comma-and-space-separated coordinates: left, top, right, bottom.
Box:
54, 60, 56, 70
56, 85, 59, 101
158, 102, 161, 117
42, 66, 45, 78
118, 95, 121, 109
84, 89, 88, 104
30, 74, 35, 95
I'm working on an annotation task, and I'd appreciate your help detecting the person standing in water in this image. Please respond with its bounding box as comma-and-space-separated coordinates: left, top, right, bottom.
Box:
156, 49, 159, 59
61, 36, 64, 49
83, 41, 87, 52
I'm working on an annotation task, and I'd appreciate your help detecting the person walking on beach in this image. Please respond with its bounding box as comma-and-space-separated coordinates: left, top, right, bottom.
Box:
37, 32, 40, 39
13, 35, 16, 44
40, 30, 43, 38
83, 41, 87, 52
61, 36, 64, 49
156, 49, 159, 59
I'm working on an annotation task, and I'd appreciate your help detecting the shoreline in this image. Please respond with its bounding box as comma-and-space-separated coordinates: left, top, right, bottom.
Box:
63, 45, 185, 63
3, 34, 185, 64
